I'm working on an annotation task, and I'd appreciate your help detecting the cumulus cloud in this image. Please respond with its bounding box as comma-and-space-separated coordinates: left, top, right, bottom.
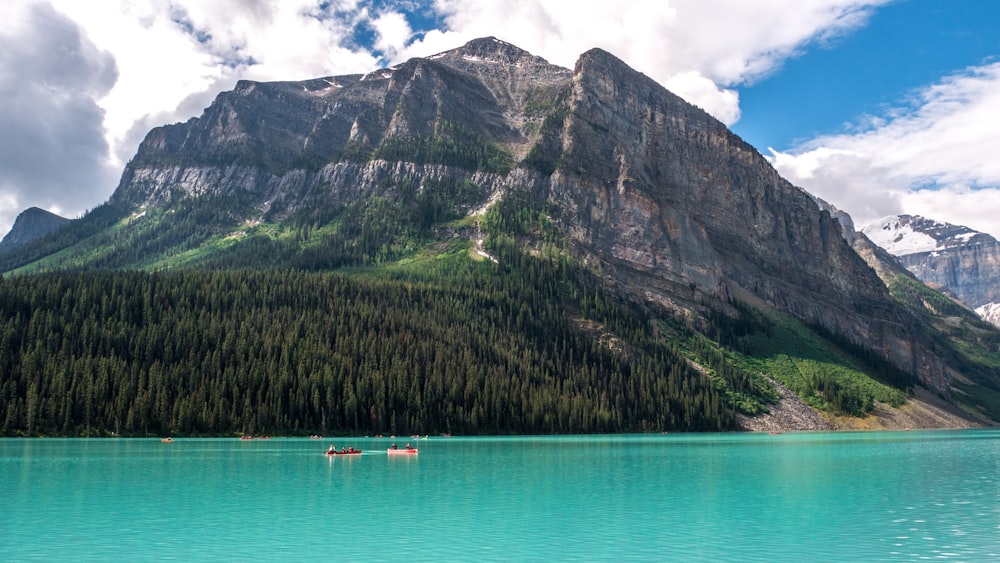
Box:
0, 2, 119, 235
373, 11, 413, 60
48, 0, 382, 165
770, 61, 1000, 238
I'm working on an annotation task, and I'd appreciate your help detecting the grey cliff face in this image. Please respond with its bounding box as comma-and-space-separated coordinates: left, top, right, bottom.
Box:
537, 48, 946, 391
110, 39, 959, 392
117, 37, 568, 210
906, 240, 1000, 313
0, 207, 70, 251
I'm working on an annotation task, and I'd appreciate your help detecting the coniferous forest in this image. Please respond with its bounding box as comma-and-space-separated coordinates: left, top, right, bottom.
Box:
0, 247, 740, 437
0, 175, 949, 437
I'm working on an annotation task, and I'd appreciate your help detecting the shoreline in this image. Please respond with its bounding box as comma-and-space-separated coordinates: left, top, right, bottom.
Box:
5, 381, 993, 439
738, 377, 989, 433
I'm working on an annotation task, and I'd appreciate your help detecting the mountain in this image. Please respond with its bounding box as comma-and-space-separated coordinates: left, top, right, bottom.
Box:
1, 38, 998, 436
862, 215, 1000, 326
0, 207, 69, 251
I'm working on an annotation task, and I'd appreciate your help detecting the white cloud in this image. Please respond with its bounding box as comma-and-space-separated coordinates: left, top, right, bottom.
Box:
48, 0, 381, 165
0, 0, 388, 234
903, 187, 1000, 239
770, 61, 1000, 239
373, 11, 413, 60
0, 2, 119, 237
664, 71, 741, 126
48, 1, 227, 163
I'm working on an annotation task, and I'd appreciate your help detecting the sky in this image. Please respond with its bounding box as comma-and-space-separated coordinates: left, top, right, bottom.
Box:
1, 0, 998, 240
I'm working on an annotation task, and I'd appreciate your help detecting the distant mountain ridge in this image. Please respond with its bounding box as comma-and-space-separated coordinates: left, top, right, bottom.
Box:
862, 215, 1000, 326
0, 207, 69, 251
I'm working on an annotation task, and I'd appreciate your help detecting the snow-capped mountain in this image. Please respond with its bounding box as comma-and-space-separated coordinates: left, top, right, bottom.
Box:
862, 215, 1000, 326
861, 215, 987, 256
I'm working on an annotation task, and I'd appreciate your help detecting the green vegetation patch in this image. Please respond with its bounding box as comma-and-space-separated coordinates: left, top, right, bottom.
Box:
887, 272, 971, 317
730, 306, 908, 416
885, 271, 1000, 421
673, 328, 779, 417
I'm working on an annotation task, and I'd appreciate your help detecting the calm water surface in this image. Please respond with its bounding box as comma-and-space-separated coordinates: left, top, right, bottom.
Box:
2, 431, 998, 561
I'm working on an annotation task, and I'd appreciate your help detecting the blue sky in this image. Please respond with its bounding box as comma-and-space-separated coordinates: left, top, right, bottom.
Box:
1, 0, 998, 239
736, 0, 1000, 151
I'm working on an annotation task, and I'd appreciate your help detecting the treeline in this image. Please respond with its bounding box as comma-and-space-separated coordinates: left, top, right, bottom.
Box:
701, 301, 913, 417
0, 250, 742, 437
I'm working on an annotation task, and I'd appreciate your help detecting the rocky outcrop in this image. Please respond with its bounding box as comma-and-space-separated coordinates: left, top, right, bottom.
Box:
0, 207, 70, 251
737, 378, 834, 432
117, 38, 568, 211
828, 386, 985, 430
739, 377, 983, 432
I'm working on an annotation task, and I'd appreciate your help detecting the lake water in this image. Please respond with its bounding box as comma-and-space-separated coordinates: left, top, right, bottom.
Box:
2, 431, 998, 561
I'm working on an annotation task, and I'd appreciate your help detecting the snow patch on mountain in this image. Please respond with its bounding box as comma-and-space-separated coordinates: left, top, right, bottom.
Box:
861, 216, 939, 256
860, 214, 989, 257
977, 303, 1000, 327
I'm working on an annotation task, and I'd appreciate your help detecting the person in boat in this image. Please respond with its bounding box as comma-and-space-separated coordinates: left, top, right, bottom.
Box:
341, 446, 347, 453
404, 443, 411, 450
327, 445, 336, 453
391, 443, 398, 449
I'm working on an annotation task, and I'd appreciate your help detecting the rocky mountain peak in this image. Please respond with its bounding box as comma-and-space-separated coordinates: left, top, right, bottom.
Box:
978, 303, 1000, 326
433, 36, 533, 64
421, 37, 572, 116
576, 46, 639, 73
811, 196, 857, 241
862, 214, 1000, 325
425, 36, 575, 77
0, 207, 70, 251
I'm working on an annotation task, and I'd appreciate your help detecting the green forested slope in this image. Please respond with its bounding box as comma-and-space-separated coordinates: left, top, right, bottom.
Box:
0, 247, 742, 437
3, 179, 978, 436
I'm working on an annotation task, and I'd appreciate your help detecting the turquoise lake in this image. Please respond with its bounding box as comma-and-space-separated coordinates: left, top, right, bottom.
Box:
2, 431, 998, 561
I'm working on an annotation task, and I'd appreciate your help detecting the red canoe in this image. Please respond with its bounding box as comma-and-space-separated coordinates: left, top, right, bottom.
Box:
387, 448, 418, 455
324, 450, 362, 456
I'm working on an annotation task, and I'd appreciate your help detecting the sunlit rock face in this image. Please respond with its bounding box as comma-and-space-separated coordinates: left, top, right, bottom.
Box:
110, 38, 960, 392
